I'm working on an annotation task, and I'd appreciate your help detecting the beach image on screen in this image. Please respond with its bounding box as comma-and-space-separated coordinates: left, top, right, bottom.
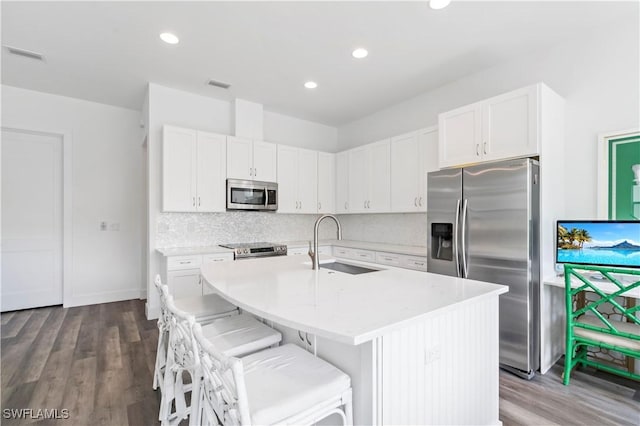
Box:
557, 221, 640, 267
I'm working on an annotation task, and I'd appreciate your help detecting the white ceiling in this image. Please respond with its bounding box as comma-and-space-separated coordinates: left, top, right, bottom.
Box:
2, 1, 638, 126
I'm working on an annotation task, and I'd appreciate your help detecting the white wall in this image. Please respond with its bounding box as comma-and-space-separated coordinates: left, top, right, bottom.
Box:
1, 85, 143, 307
338, 20, 640, 219
264, 110, 338, 152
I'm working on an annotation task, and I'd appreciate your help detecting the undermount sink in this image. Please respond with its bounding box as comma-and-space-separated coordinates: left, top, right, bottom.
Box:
320, 261, 380, 275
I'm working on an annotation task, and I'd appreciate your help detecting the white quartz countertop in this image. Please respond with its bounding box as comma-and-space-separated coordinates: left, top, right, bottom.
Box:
283, 239, 427, 257
156, 246, 234, 256
201, 255, 507, 345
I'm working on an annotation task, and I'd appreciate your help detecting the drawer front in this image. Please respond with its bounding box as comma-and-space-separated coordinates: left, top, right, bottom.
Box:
167, 255, 203, 271
375, 252, 402, 266
401, 255, 428, 271
203, 253, 234, 263
352, 249, 375, 262
288, 247, 308, 256
333, 247, 355, 259
318, 246, 332, 256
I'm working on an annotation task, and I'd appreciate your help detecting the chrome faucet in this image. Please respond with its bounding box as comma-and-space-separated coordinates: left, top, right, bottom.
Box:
309, 214, 342, 270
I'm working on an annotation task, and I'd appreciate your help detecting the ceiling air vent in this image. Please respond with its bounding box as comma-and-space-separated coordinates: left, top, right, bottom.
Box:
4, 45, 45, 61
207, 79, 231, 89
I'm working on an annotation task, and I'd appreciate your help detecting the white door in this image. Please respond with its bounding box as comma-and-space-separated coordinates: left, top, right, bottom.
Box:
391, 132, 420, 212
482, 85, 538, 161
335, 151, 349, 213
368, 139, 391, 212
1, 129, 63, 311
348, 147, 368, 213
252, 141, 277, 182
162, 126, 197, 212
227, 136, 253, 180
438, 102, 483, 168
297, 148, 318, 213
196, 131, 226, 212
317, 152, 335, 214
276, 145, 298, 213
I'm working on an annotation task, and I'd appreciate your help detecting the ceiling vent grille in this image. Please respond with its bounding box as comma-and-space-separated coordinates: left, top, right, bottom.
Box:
207, 79, 231, 89
4, 45, 45, 61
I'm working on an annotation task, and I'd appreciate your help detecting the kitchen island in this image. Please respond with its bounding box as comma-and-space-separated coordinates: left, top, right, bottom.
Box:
201, 255, 507, 425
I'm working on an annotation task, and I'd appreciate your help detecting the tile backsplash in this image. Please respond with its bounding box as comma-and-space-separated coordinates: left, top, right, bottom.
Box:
156, 212, 427, 248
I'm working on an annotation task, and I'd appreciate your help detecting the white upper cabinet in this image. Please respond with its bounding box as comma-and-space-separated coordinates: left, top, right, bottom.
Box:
335, 151, 349, 213
276, 146, 317, 214
348, 139, 391, 213
163, 126, 226, 212
227, 137, 277, 181
252, 140, 278, 182
391, 127, 438, 212
317, 152, 335, 214
438, 84, 540, 168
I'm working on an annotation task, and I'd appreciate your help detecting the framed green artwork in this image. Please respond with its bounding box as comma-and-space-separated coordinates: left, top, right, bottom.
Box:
597, 130, 640, 219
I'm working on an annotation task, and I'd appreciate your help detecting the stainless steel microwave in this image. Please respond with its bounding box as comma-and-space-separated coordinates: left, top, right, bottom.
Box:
226, 179, 278, 211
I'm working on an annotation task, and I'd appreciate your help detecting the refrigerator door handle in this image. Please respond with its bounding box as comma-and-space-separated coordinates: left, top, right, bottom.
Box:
454, 199, 461, 277
461, 199, 469, 278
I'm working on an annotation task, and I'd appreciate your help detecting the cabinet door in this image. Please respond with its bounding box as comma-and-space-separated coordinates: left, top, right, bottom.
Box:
168, 270, 202, 299
348, 147, 368, 213
276, 145, 299, 213
335, 151, 349, 213
227, 136, 253, 180
252, 141, 277, 182
196, 132, 227, 212
391, 132, 420, 212
163, 126, 197, 212
297, 148, 318, 213
368, 139, 391, 212
438, 102, 482, 168
317, 152, 335, 214
418, 127, 439, 212
482, 85, 538, 161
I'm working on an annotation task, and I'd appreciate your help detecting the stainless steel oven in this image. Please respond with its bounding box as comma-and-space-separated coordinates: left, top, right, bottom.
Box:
226, 179, 278, 211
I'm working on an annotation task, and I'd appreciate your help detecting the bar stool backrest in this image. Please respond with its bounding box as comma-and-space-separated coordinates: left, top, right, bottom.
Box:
166, 297, 198, 371
192, 322, 251, 426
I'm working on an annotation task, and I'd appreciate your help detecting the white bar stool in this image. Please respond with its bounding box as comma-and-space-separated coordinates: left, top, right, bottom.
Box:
192, 322, 353, 426
160, 294, 282, 426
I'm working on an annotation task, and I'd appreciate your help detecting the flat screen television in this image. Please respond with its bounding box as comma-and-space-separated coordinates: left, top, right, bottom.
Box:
556, 220, 640, 269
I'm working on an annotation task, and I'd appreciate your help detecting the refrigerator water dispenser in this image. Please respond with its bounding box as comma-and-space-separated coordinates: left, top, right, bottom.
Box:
431, 223, 453, 261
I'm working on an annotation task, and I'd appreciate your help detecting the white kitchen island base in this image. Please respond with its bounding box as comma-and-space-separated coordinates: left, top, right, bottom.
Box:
278, 295, 499, 425
201, 255, 505, 425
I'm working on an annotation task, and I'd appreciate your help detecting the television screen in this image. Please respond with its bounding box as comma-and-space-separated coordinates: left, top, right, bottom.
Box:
556, 220, 640, 269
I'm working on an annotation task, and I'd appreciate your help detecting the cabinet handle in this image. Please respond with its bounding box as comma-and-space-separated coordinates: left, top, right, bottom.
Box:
414, 262, 425, 266
213, 259, 224, 262
476, 144, 480, 156
345, 202, 348, 210
318, 202, 321, 210
483, 142, 487, 155
192, 197, 196, 207
250, 167, 253, 176
414, 197, 418, 207
179, 261, 191, 264
419, 197, 423, 206
198, 196, 201, 207
255, 168, 257, 177
359, 254, 369, 258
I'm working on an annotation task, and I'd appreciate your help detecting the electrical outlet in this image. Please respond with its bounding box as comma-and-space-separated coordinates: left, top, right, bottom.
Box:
425, 346, 441, 365
100, 221, 108, 231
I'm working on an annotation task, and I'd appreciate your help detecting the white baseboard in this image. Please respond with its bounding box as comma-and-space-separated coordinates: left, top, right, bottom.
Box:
64, 289, 141, 308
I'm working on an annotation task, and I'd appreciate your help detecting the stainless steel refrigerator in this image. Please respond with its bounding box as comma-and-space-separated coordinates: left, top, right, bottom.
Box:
427, 158, 540, 379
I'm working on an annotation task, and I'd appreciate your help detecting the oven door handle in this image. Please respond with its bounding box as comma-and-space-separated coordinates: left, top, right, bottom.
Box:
264, 187, 268, 208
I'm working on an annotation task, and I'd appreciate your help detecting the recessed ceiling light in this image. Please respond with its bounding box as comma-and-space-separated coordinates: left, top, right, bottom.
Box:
304, 81, 318, 89
159, 32, 179, 44
352, 48, 369, 59
429, 0, 451, 10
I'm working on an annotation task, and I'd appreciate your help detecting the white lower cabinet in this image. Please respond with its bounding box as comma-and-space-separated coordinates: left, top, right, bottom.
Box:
165, 252, 233, 298
334, 246, 428, 272
288, 246, 332, 256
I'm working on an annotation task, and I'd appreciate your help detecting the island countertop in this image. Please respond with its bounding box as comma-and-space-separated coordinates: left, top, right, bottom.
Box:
201, 255, 508, 345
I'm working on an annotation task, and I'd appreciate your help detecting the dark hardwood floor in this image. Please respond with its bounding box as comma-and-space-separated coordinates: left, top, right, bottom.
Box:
1, 300, 639, 425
